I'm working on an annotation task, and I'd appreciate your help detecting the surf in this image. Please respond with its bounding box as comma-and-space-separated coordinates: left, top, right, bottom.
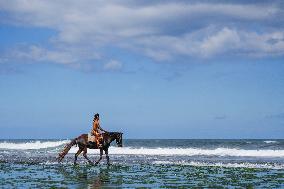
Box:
152, 161, 284, 169
1, 140, 284, 158
66, 146, 284, 157
0, 140, 69, 150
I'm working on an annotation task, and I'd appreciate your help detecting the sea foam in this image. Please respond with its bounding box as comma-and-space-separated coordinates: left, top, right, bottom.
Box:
0, 140, 69, 150
264, 140, 278, 144
152, 161, 284, 169
1, 141, 284, 158
68, 146, 284, 157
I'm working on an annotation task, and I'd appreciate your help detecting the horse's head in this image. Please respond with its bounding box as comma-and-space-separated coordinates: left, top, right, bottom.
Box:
115, 132, 123, 147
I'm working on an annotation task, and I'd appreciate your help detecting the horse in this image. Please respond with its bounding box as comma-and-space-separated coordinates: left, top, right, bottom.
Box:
57, 132, 123, 165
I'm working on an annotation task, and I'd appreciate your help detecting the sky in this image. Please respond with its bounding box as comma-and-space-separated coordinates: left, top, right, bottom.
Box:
0, 0, 284, 139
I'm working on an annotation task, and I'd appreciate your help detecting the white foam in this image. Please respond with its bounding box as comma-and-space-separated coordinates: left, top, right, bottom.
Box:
0, 140, 70, 150
68, 147, 284, 157
1, 140, 283, 158
152, 161, 284, 169
264, 140, 278, 144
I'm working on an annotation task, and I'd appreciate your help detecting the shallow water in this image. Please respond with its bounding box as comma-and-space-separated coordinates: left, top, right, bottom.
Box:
0, 139, 284, 188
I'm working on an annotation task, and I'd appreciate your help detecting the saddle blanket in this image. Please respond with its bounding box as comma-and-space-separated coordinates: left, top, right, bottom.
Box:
88, 133, 96, 142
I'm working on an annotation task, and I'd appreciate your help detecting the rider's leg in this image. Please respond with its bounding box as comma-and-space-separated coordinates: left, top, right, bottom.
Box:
99, 136, 103, 147
96, 136, 102, 148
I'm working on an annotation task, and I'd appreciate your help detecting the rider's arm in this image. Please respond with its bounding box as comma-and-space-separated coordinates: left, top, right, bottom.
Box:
98, 122, 107, 132
91, 121, 96, 135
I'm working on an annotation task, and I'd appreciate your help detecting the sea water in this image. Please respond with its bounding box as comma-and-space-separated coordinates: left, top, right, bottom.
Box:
0, 139, 284, 188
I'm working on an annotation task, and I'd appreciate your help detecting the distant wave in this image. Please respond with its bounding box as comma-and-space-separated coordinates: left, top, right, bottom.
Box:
152, 161, 284, 169
264, 140, 278, 144
1, 141, 284, 158
68, 147, 284, 157
0, 140, 70, 150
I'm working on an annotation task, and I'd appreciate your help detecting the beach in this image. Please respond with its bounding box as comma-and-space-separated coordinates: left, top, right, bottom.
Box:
0, 139, 284, 188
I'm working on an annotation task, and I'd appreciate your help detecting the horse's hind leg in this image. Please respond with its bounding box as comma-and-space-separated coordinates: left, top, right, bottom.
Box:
95, 148, 103, 165
74, 148, 83, 165
83, 148, 94, 165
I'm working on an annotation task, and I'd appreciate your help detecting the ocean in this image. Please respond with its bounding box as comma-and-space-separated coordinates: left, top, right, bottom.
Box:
0, 139, 284, 188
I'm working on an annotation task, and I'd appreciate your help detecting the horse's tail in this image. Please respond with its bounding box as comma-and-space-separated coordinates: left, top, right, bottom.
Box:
57, 138, 77, 162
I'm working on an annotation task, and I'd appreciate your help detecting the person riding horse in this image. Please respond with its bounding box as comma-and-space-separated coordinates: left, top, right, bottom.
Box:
91, 113, 107, 148
57, 113, 123, 165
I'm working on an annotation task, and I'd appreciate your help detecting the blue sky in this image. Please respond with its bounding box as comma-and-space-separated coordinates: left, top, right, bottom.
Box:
0, 0, 284, 139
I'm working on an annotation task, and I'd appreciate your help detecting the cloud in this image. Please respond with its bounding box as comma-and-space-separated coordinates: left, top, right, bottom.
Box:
134, 27, 284, 60
4, 45, 101, 65
200, 28, 241, 57
0, 0, 283, 67
103, 60, 123, 71
11, 46, 78, 64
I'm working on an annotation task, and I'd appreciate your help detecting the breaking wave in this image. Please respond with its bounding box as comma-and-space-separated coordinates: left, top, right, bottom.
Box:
68, 147, 284, 157
0, 140, 69, 150
264, 140, 278, 144
1, 140, 284, 158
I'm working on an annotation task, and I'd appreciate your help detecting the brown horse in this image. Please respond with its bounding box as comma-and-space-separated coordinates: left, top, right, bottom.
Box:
57, 132, 123, 165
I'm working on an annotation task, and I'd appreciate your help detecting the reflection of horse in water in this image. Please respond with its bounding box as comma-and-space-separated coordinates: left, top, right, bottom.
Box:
57, 164, 124, 188
57, 132, 123, 165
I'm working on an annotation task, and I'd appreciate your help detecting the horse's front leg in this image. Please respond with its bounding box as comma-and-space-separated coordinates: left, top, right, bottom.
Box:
83, 147, 94, 165
105, 148, 110, 166
95, 148, 103, 165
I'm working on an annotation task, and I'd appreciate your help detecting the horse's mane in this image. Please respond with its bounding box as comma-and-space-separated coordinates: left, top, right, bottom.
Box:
104, 132, 121, 136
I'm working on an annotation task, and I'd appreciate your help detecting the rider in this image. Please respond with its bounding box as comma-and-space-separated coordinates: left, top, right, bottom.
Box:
91, 113, 107, 148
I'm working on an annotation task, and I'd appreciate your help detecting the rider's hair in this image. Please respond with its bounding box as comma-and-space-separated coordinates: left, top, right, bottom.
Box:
94, 113, 100, 120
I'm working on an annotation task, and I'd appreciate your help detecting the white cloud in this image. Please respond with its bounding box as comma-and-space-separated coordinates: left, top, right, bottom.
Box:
200, 28, 241, 57
103, 60, 123, 71
12, 46, 77, 64
0, 0, 283, 65
7, 45, 100, 65
133, 27, 284, 60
